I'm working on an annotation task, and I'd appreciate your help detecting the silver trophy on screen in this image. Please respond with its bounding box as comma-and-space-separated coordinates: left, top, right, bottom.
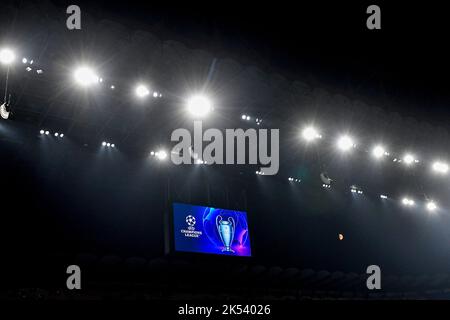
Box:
216, 215, 235, 253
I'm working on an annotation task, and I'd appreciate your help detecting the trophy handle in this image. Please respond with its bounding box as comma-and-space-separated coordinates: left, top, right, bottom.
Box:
216, 215, 225, 245
228, 217, 235, 247
216, 215, 222, 230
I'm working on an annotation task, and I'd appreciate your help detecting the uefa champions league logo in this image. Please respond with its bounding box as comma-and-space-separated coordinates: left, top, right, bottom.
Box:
185, 215, 196, 229
180, 214, 202, 238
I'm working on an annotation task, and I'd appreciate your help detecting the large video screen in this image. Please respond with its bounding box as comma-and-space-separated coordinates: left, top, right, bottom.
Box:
172, 202, 251, 257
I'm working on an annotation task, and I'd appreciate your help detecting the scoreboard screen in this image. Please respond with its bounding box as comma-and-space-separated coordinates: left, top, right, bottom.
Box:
171, 202, 251, 257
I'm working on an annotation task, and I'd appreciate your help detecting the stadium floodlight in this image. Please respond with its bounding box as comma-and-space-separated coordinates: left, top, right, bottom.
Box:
0, 48, 15, 65
40, 130, 45, 134
302, 126, 321, 142
187, 95, 212, 118
60, 134, 64, 138
432, 161, 449, 174
45, 130, 50, 135
74, 66, 99, 86
337, 135, 355, 152
402, 197, 415, 206
22, 58, 27, 64
372, 145, 386, 159
102, 141, 107, 146
426, 201, 437, 212
135, 84, 150, 98
403, 154, 415, 165
54, 132, 59, 137
380, 194, 388, 199
155, 150, 167, 161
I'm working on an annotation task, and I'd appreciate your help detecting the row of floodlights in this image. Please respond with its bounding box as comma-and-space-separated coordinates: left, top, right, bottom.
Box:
22, 56, 43, 74
39, 129, 64, 138
102, 141, 115, 148
144, 149, 439, 212
3, 47, 447, 175
73, 66, 213, 119
3, 48, 269, 121
401, 197, 437, 212
0, 51, 162, 98
73, 67, 163, 97
301, 126, 449, 175
147, 147, 439, 212
241, 114, 263, 125
150, 150, 168, 161
350, 187, 364, 194
149, 149, 209, 164
0, 49, 42, 73
321, 183, 438, 212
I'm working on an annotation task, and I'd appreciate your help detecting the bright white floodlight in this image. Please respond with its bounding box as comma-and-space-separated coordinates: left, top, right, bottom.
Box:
74, 67, 99, 86
0, 48, 15, 65
426, 201, 437, 212
302, 127, 321, 142
432, 161, 449, 174
337, 135, 355, 152
187, 95, 212, 118
372, 145, 385, 159
403, 154, 415, 165
155, 150, 167, 161
402, 197, 415, 206
135, 84, 150, 98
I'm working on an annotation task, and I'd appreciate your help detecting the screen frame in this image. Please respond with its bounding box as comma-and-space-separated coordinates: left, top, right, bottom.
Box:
164, 201, 253, 259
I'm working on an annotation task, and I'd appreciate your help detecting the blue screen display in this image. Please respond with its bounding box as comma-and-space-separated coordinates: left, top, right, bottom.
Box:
172, 202, 251, 257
